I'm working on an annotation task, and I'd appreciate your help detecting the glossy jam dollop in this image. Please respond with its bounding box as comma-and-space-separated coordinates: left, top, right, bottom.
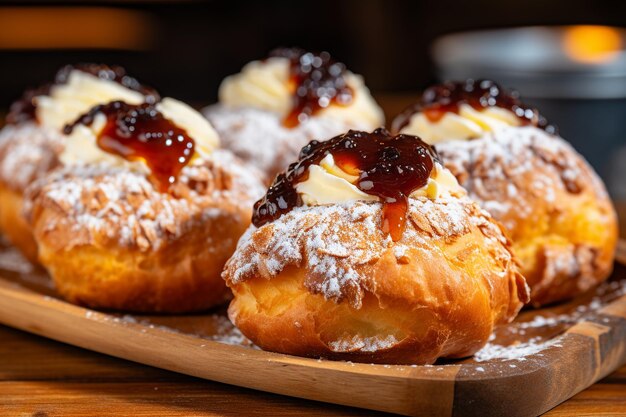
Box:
64, 101, 194, 192
6, 63, 160, 125
252, 128, 439, 241
392, 79, 557, 135
269, 48, 353, 128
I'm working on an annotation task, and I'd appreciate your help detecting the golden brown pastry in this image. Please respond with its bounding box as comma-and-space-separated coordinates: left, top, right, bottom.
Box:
204, 48, 384, 178
223, 128, 528, 364
26, 99, 265, 313
393, 80, 618, 306
0, 64, 159, 263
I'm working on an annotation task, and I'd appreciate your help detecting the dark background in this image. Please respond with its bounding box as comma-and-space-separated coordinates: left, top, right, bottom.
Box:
1, 0, 625, 106
1, 0, 625, 195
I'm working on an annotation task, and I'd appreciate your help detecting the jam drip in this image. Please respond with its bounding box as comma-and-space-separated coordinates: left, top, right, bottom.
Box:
252, 128, 439, 241
392, 79, 557, 135
6, 63, 160, 125
269, 48, 353, 128
64, 101, 194, 192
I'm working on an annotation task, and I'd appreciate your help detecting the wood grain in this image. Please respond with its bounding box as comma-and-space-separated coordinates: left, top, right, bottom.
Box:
0, 244, 626, 416
0, 380, 386, 417
0, 325, 387, 417
3, 324, 626, 417
0, 276, 462, 416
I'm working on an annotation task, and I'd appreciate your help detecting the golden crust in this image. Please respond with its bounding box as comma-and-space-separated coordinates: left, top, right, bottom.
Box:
27, 150, 265, 313
33, 211, 239, 312
223, 198, 528, 364
0, 185, 39, 263
435, 127, 618, 306
0, 122, 64, 264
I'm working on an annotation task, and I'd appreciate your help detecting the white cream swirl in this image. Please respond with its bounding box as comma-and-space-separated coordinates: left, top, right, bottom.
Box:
400, 104, 521, 144
218, 57, 384, 128
295, 154, 461, 206
35, 70, 147, 130
60, 98, 219, 170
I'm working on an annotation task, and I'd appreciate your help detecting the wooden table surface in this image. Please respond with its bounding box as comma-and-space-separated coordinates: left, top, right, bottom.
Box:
0, 323, 625, 417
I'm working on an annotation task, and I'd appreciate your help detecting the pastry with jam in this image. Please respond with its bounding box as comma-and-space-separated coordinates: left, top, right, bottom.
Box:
222, 128, 529, 365
0, 64, 159, 263
204, 48, 385, 178
25, 98, 265, 313
392, 80, 618, 306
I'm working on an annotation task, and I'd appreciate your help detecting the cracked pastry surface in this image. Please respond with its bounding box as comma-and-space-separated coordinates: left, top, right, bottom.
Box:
435, 126, 617, 306
25, 96, 266, 313
394, 80, 618, 306
26, 151, 264, 312
222, 129, 528, 364
0, 64, 158, 263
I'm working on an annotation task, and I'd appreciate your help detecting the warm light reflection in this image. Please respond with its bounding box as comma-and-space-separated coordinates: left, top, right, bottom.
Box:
0, 7, 155, 50
563, 25, 623, 64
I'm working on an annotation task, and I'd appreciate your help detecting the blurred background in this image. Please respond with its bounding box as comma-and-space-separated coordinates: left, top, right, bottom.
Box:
0, 0, 625, 197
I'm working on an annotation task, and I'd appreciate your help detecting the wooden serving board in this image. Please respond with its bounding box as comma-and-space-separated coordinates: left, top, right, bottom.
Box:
0, 240, 625, 417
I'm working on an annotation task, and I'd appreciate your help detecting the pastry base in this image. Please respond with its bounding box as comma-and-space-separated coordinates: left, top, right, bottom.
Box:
0, 184, 39, 264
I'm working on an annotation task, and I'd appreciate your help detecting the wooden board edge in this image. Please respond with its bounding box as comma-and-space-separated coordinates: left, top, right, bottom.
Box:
1, 243, 625, 417
0, 278, 460, 416
451, 294, 626, 417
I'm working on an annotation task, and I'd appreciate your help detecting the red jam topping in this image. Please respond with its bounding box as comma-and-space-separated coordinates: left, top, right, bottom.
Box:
6, 63, 159, 125
269, 48, 353, 128
64, 101, 194, 192
391, 79, 557, 135
252, 128, 439, 241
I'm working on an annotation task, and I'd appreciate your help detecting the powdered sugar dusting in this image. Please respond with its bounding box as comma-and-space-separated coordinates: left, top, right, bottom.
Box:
329, 334, 398, 353
471, 278, 626, 362
224, 195, 518, 309
207, 314, 255, 347
473, 336, 564, 362
436, 126, 616, 302
0, 122, 64, 191
25, 149, 265, 251
205, 105, 374, 176
436, 126, 600, 230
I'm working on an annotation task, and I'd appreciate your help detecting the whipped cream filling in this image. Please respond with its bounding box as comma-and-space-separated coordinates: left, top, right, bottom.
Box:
35, 70, 146, 130
218, 57, 384, 128
400, 104, 521, 144
60, 98, 219, 171
295, 154, 461, 206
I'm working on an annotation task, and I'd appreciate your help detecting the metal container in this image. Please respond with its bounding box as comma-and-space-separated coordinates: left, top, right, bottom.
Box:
432, 26, 626, 199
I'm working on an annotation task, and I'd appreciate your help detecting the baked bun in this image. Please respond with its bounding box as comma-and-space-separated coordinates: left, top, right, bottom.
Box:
223, 129, 528, 364
0, 64, 159, 263
26, 99, 265, 313
393, 80, 618, 306
0, 123, 63, 262
205, 48, 384, 178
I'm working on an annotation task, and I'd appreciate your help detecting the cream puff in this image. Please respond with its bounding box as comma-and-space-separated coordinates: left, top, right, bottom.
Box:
204, 48, 384, 178
222, 128, 528, 365
25, 98, 265, 313
392, 80, 618, 306
0, 63, 159, 263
